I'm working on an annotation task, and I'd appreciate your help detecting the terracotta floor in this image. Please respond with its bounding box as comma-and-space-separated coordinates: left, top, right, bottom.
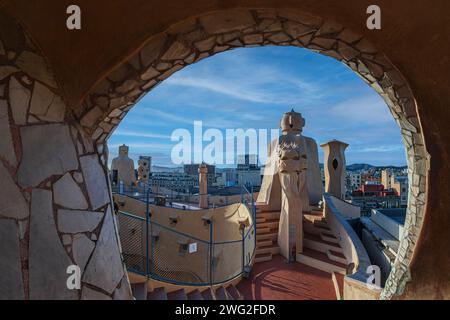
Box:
236, 255, 337, 300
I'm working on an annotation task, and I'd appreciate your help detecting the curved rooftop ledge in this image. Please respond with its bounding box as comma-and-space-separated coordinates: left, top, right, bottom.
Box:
323, 193, 381, 299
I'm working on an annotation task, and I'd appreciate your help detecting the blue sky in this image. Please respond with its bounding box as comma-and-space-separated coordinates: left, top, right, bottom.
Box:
108, 46, 406, 167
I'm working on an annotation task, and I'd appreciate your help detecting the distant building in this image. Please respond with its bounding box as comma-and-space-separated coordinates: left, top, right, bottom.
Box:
236, 154, 262, 187
381, 169, 393, 190
215, 168, 237, 187
349, 181, 401, 215
347, 172, 362, 191
150, 172, 197, 193
237, 154, 259, 169
184, 163, 216, 185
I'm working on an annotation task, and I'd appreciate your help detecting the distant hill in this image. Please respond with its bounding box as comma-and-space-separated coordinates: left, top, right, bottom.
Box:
151, 165, 183, 173
318, 163, 407, 171
346, 163, 407, 171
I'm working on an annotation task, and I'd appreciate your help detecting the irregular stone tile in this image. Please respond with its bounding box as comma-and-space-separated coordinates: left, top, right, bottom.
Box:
200, 11, 255, 34
9, 76, 30, 125
115, 79, 139, 94
339, 28, 363, 44
243, 34, 263, 45
311, 37, 336, 50
73, 171, 84, 183
79, 154, 110, 210
0, 218, 25, 299
83, 207, 124, 294
15, 51, 57, 88
112, 275, 133, 300
194, 36, 216, 52
0, 99, 17, 166
338, 41, 360, 60
161, 41, 190, 60
267, 32, 291, 43
140, 33, 167, 67
158, 64, 183, 81
30, 82, 65, 122
18, 124, 78, 188
57, 209, 104, 234
0, 65, 18, 80
108, 108, 122, 118
29, 189, 78, 300
62, 234, 72, 245
72, 234, 95, 272
81, 286, 112, 300
283, 21, 314, 38
279, 10, 322, 27
315, 20, 343, 36
0, 162, 29, 219
53, 173, 88, 210
80, 106, 102, 128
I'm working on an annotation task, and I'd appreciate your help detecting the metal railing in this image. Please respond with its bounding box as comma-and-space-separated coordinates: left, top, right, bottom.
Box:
115, 184, 256, 286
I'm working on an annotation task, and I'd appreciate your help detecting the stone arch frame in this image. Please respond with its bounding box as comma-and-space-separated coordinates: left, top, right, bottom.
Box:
78, 8, 428, 300
0, 12, 132, 299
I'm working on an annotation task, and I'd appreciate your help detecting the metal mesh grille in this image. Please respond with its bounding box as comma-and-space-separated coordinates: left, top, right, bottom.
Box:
211, 240, 243, 284
244, 224, 256, 266
117, 212, 146, 274
116, 186, 257, 286
150, 222, 210, 285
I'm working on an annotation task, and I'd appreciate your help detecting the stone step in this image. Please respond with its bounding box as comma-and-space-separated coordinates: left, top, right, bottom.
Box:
314, 220, 330, 229
256, 232, 278, 241
256, 239, 273, 247
257, 227, 271, 234
254, 252, 272, 263
327, 249, 347, 265
201, 288, 216, 300
147, 287, 167, 300
303, 220, 332, 236
130, 282, 147, 300
256, 244, 280, 255
187, 289, 204, 300
257, 220, 279, 229
296, 247, 347, 275
304, 232, 343, 254
215, 286, 233, 300
167, 289, 188, 300
226, 285, 244, 300
303, 215, 324, 224
321, 233, 339, 244
256, 212, 280, 220
332, 272, 345, 300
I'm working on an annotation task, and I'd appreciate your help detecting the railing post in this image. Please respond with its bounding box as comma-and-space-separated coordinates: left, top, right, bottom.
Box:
209, 220, 213, 285
241, 227, 245, 273
145, 187, 150, 276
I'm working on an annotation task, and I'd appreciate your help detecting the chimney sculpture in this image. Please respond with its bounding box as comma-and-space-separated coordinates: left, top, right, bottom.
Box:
198, 163, 208, 209
277, 110, 308, 261
321, 140, 348, 199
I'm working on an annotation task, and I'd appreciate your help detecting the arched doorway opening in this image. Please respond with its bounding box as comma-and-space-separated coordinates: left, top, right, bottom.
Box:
0, 8, 428, 300
81, 9, 426, 300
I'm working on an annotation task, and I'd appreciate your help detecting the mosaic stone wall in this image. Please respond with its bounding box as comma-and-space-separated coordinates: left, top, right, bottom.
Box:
0, 13, 132, 300
79, 9, 428, 299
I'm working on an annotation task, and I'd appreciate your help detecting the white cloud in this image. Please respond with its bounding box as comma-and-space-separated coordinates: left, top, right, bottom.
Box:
329, 94, 393, 124
113, 129, 171, 139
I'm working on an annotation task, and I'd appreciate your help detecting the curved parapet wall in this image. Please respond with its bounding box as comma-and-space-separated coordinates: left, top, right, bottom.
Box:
323, 193, 381, 299
114, 194, 255, 284
328, 195, 361, 219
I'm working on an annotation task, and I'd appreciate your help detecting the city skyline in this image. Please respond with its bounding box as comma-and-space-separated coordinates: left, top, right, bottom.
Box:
108, 46, 407, 167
